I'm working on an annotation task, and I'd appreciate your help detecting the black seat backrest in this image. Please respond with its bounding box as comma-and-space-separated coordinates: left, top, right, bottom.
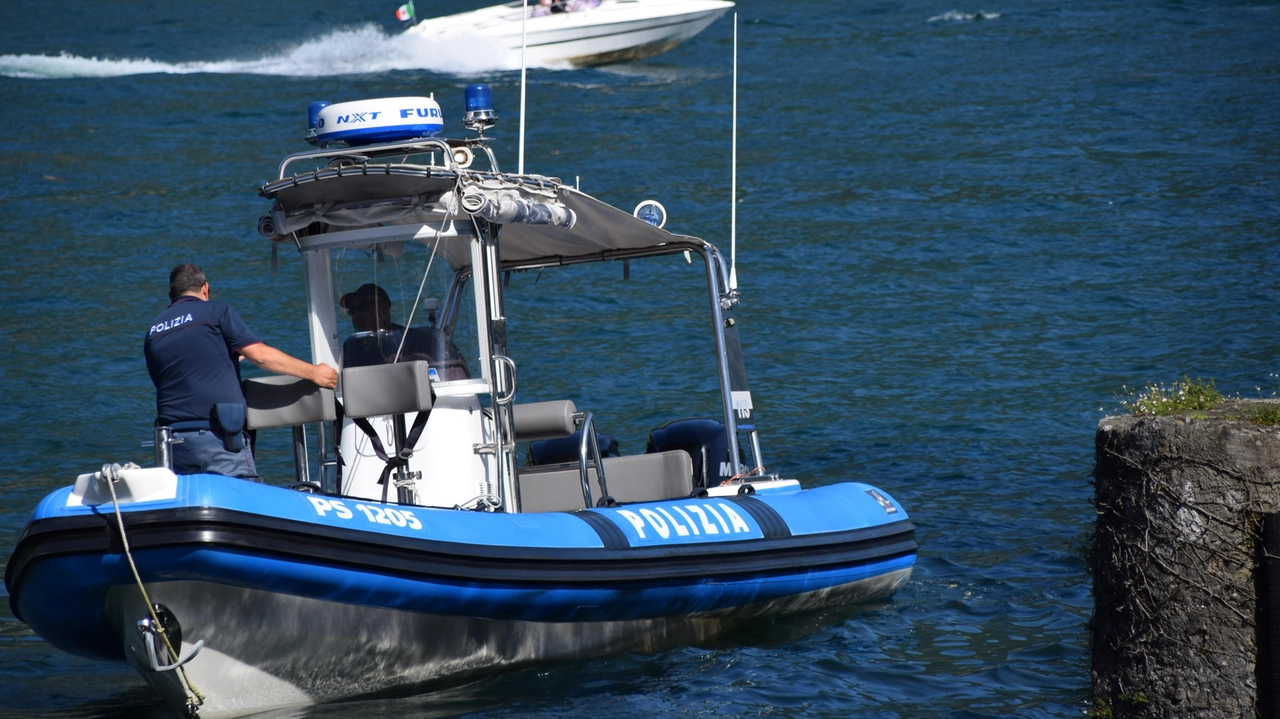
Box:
646, 418, 736, 488
527, 431, 619, 466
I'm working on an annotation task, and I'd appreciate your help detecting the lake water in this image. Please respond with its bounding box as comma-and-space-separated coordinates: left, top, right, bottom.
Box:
1, 0, 1278, 717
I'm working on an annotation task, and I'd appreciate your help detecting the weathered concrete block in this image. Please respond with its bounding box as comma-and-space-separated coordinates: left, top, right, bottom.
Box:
1093, 405, 1280, 718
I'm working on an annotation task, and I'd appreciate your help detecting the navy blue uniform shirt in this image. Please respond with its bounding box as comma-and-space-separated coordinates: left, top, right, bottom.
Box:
144, 296, 261, 425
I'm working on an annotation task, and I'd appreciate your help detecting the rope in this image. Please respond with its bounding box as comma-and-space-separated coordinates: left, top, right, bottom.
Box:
724, 466, 767, 484
103, 463, 206, 715
393, 183, 457, 363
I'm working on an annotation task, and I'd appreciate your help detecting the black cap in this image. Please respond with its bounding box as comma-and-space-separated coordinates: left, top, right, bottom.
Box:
340, 284, 391, 312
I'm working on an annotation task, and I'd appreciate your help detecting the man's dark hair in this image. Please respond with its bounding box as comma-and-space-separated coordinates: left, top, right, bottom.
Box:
169, 264, 208, 301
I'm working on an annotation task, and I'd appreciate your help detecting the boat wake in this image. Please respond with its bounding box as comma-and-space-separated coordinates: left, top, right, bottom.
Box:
927, 10, 1002, 23
0, 24, 518, 80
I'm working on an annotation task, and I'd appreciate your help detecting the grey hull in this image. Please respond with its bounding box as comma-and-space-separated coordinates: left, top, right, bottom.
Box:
113, 568, 912, 718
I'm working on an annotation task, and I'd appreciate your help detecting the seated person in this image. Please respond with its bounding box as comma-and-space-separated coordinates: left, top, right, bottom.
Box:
531, 0, 565, 14
341, 283, 403, 335
338, 284, 471, 380
339, 283, 406, 368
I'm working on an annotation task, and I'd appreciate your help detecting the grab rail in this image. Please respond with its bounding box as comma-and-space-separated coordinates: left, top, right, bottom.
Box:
276, 138, 454, 179
492, 355, 518, 405
575, 411, 610, 508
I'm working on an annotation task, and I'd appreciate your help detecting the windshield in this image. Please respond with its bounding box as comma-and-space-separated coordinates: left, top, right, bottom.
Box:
503, 253, 724, 455
330, 241, 479, 383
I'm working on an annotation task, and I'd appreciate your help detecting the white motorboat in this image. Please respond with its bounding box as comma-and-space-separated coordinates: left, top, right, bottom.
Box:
404, 0, 735, 68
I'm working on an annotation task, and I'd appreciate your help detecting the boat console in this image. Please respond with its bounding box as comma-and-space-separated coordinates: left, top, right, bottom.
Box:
249, 87, 769, 514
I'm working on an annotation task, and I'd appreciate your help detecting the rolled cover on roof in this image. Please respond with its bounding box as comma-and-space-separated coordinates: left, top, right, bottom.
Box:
460, 186, 575, 229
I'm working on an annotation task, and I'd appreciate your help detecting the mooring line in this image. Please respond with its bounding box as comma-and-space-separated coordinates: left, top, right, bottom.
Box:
103, 463, 206, 715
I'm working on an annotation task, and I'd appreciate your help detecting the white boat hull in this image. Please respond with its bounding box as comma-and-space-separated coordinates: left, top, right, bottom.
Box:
405, 0, 735, 68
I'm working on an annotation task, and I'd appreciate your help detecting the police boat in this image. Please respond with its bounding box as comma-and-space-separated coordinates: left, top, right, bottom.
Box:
401, 0, 734, 68
4, 90, 916, 719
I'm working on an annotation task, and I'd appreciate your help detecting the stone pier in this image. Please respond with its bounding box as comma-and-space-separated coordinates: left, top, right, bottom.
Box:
1092, 403, 1280, 718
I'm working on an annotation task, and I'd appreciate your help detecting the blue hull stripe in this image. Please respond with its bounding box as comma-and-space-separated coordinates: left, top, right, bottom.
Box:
8, 506, 914, 592
16, 545, 915, 662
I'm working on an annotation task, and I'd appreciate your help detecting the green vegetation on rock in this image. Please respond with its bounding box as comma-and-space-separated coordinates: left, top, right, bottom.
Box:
1252, 403, 1280, 426
1119, 377, 1223, 416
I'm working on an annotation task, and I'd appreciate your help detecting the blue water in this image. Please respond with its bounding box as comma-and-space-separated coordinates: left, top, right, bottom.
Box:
2, 0, 1278, 716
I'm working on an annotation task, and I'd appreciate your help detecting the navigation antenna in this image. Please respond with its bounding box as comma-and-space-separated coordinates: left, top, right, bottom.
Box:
729, 12, 739, 291
518, 1, 529, 174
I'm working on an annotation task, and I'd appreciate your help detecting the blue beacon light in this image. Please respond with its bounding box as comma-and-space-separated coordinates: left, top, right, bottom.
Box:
308, 101, 332, 129
306, 101, 332, 145
461, 84, 497, 136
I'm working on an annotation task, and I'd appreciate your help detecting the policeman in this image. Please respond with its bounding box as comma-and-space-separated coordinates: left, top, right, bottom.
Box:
144, 264, 338, 478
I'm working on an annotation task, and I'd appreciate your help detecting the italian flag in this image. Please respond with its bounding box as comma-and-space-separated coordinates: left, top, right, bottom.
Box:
395, 1, 415, 22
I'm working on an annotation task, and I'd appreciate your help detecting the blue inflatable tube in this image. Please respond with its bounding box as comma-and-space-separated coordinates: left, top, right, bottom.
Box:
6, 474, 915, 672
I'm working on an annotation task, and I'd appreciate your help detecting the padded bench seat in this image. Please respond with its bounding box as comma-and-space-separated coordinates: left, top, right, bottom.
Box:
518, 450, 694, 513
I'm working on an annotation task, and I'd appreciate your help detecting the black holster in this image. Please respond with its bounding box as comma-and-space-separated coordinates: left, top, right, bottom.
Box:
211, 403, 248, 452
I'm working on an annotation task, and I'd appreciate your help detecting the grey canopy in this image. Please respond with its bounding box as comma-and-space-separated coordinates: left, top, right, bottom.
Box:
260, 168, 692, 271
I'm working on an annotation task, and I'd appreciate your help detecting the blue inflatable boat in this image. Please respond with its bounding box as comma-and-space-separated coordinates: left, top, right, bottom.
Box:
5, 91, 915, 718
